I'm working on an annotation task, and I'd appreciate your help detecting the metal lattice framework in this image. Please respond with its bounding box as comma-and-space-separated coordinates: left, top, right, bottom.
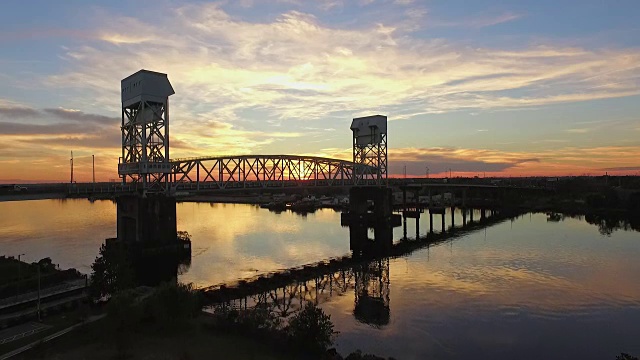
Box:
116, 71, 388, 193
119, 70, 174, 192
169, 155, 377, 191
351, 115, 388, 186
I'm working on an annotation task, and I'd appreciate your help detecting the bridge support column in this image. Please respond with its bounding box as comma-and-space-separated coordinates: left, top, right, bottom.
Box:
349, 224, 392, 256
462, 189, 467, 208
441, 213, 446, 233
429, 212, 434, 233
348, 187, 393, 224
117, 194, 177, 244
403, 215, 407, 240
462, 209, 467, 226
451, 207, 455, 229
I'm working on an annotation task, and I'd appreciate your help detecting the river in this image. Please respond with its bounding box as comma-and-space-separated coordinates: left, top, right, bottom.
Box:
1, 199, 639, 359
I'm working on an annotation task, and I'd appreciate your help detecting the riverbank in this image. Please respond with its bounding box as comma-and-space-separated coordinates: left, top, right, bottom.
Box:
12, 315, 293, 360
0, 193, 66, 202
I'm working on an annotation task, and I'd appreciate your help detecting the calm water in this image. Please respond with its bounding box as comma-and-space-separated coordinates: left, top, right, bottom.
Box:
1, 199, 639, 359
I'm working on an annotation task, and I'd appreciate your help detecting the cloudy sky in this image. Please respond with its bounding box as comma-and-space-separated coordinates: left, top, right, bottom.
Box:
1, 0, 639, 182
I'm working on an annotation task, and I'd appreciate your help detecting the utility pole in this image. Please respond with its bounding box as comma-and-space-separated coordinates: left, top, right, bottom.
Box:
16, 253, 24, 298
92, 155, 95, 183
426, 166, 429, 179
70, 151, 74, 184
37, 264, 41, 321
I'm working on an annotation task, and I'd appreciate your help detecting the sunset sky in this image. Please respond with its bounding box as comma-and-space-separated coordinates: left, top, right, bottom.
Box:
1, 0, 639, 182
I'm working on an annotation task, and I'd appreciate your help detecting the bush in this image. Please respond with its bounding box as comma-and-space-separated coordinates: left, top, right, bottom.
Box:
144, 282, 202, 329
617, 354, 639, 360
287, 302, 336, 352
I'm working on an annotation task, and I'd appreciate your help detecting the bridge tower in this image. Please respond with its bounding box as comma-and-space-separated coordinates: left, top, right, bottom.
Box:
119, 70, 175, 192
350, 115, 387, 186
116, 70, 178, 251
347, 115, 393, 227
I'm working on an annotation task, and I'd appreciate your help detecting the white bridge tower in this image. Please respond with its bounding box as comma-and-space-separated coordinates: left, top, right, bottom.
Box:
119, 70, 175, 192
351, 115, 388, 186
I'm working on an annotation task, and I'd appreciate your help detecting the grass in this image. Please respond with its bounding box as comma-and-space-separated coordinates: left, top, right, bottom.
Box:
14, 315, 294, 360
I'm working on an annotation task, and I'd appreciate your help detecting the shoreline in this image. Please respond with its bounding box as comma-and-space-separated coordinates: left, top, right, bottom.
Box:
0, 193, 67, 202
1, 192, 636, 218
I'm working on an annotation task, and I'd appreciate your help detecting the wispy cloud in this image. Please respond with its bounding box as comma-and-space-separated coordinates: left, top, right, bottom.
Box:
566, 128, 591, 134
430, 11, 523, 29
40, 5, 640, 129
313, 145, 640, 176
0, 104, 39, 118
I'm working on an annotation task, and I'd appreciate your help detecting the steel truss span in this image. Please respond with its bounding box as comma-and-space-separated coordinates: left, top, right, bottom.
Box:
170, 155, 377, 190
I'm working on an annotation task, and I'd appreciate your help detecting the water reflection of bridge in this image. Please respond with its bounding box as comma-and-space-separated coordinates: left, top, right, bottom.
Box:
203, 208, 519, 326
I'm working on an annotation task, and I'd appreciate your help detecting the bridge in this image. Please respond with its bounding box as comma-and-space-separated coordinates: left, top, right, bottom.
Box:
169, 154, 372, 190
116, 70, 387, 193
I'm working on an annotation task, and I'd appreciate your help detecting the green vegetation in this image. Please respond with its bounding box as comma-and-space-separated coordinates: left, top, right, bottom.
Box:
0, 256, 83, 299
209, 301, 337, 358
88, 242, 134, 300
19, 282, 341, 359
617, 354, 639, 360
287, 302, 337, 353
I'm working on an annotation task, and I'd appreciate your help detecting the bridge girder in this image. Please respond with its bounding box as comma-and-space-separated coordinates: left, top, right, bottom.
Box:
168, 155, 378, 191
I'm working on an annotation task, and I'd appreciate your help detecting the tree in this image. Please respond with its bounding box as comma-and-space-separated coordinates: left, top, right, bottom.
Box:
145, 282, 202, 329
287, 302, 336, 352
89, 242, 134, 301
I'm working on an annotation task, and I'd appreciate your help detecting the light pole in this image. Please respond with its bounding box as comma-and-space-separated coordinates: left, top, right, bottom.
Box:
425, 167, 429, 179
17, 253, 25, 298
37, 264, 41, 321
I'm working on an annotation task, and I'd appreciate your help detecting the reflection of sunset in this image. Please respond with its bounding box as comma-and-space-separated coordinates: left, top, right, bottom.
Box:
2, 199, 640, 358
176, 203, 350, 287
361, 214, 640, 315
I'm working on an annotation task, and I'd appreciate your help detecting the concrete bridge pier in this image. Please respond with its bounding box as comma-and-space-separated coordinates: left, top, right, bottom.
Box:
117, 194, 177, 244
403, 215, 408, 240
401, 214, 421, 240
348, 187, 393, 224
429, 212, 434, 233
462, 208, 467, 226
451, 206, 455, 229
349, 224, 392, 256
462, 189, 467, 208
113, 194, 192, 286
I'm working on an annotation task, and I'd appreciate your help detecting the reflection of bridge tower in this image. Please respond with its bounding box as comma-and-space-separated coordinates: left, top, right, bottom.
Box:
118, 70, 175, 192
354, 259, 390, 326
350, 115, 387, 186
349, 224, 393, 256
